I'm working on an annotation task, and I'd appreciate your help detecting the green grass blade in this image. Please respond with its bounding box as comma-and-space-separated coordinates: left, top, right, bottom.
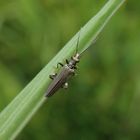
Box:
0, 0, 126, 139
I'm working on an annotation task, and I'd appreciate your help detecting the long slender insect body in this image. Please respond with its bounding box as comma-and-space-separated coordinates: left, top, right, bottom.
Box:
45, 53, 80, 97
45, 29, 97, 98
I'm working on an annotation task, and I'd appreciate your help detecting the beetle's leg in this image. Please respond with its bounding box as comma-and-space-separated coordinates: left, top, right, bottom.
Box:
66, 59, 69, 64
62, 82, 68, 89
49, 73, 57, 80
74, 66, 77, 69
57, 62, 64, 68
72, 71, 76, 76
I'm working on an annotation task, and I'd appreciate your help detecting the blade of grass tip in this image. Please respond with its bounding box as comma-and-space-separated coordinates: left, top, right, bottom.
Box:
0, 0, 126, 139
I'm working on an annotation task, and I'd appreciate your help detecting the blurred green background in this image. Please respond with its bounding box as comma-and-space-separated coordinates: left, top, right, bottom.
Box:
0, 0, 140, 140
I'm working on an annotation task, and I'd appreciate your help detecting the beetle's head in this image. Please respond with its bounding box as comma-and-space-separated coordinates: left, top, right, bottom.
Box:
72, 53, 80, 63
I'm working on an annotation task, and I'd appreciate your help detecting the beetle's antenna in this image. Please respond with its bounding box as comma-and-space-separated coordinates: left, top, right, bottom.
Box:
75, 28, 82, 54
80, 37, 98, 56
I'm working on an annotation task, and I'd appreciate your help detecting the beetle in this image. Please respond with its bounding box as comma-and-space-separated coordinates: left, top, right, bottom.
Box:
45, 52, 80, 97
45, 30, 97, 97
45, 30, 81, 97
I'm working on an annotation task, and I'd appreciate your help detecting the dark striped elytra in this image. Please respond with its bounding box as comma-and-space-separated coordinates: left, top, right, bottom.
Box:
45, 53, 80, 97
